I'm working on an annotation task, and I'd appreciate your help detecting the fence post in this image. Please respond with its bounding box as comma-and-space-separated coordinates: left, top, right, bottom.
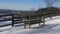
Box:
29, 16, 31, 28
43, 17, 45, 26
12, 14, 14, 27
39, 16, 41, 25
24, 18, 26, 28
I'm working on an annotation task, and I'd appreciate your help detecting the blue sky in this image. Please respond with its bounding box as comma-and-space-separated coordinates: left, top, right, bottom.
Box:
0, 0, 60, 10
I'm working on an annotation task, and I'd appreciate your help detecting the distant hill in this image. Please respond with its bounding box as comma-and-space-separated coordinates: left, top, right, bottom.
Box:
0, 9, 21, 14
36, 7, 59, 14
0, 9, 36, 16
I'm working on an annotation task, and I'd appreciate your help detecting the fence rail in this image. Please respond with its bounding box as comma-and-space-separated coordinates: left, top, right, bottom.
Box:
0, 14, 23, 27
0, 12, 60, 28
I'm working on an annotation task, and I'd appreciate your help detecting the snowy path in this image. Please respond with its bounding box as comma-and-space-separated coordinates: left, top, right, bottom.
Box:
0, 16, 60, 34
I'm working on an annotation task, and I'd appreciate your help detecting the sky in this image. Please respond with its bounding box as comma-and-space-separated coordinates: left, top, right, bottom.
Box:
0, 0, 60, 11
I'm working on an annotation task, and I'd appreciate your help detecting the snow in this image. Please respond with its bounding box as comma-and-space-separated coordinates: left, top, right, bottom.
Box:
0, 21, 11, 26
0, 16, 60, 34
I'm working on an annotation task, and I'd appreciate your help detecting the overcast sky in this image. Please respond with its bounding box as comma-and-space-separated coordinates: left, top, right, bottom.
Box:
0, 0, 60, 11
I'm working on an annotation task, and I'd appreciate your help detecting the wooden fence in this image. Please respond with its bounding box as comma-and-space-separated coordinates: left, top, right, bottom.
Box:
0, 14, 23, 27
0, 11, 60, 28
23, 11, 60, 28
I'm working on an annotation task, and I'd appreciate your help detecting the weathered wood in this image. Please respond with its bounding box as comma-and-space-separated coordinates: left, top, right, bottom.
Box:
12, 14, 14, 27
29, 16, 31, 28
23, 15, 45, 28
0, 14, 15, 27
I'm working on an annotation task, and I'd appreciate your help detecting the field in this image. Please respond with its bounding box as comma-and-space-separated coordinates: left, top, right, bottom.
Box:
0, 16, 60, 34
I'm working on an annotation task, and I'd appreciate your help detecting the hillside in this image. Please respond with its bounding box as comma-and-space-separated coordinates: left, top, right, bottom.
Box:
0, 15, 60, 34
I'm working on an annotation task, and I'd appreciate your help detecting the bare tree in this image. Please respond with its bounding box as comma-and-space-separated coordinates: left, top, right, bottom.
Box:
45, 0, 57, 7
44, 0, 57, 19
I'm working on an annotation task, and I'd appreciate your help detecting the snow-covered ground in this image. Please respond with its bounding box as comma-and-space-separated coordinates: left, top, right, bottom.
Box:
1, 16, 60, 34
